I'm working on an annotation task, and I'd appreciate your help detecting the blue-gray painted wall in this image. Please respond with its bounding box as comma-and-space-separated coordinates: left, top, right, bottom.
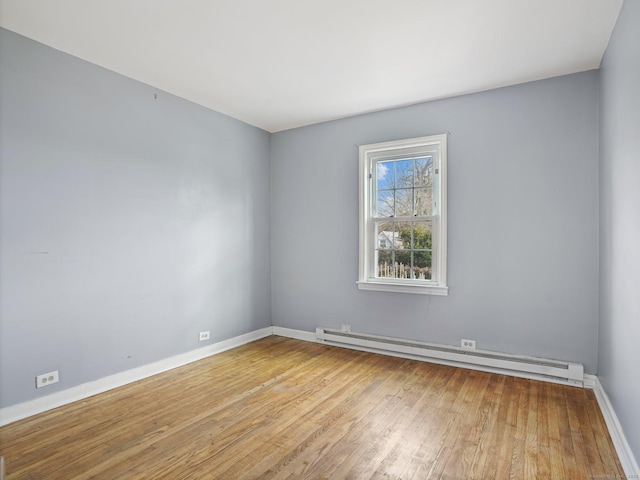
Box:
272, 71, 600, 373
599, 0, 640, 464
0, 28, 272, 407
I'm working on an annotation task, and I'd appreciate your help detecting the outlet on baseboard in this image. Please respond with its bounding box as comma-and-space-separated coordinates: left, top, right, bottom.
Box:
36, 370, 59, 388
461, 339, 476, 349
199, 331, 210, 341
341, 324, 351, 333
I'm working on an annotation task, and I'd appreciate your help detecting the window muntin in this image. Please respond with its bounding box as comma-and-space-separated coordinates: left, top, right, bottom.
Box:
358, 135, 447, 295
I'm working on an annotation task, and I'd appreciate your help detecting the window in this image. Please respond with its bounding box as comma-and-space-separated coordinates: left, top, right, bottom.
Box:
358, 134, 448, 295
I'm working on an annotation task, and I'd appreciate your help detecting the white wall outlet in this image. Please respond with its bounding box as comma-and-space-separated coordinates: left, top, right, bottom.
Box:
36, 370, 59, 388
461, 339, 476, 349
199, 331, 210, 341
341, 324, 351, 333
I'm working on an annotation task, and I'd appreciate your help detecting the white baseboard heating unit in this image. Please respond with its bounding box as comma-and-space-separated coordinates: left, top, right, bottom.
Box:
316, 328, 584, 387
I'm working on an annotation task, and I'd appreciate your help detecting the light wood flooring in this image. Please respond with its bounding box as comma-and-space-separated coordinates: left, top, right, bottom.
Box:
0, 335, 625, 479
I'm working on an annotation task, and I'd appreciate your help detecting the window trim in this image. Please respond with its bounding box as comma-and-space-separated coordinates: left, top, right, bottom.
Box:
357, 134, 448, 296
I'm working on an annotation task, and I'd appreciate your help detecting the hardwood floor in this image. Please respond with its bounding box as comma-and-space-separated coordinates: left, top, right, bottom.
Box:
0, 336, 625, 479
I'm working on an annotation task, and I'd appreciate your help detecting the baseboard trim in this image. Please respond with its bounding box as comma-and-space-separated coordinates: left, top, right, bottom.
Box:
272, 326, 317, 343
587, 375, 640, 478
583, 373, 597, 389
0, 327, 273, 427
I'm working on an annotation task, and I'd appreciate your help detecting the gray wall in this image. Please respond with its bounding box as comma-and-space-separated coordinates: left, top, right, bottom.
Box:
599, 0, 640, 463
272, 71, 601, 373
0, 29, 271, 408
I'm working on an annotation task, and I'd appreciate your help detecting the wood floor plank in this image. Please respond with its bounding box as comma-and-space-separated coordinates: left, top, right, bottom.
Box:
346, 361, 445, 479
268, 357, 420, 479
0, 336, 626, 480
359, 365, 453, 479
523, 381, 538, 480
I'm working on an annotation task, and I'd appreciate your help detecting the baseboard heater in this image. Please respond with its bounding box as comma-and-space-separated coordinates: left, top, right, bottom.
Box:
315, 328, 584, 387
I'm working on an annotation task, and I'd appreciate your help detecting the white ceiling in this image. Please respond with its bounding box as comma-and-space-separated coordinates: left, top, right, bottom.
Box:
0, 0, 623, 132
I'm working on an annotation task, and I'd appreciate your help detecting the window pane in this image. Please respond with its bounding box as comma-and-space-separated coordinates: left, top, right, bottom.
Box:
396, 250, 411, 278
377, 250, 394, 278
412, 251, 432, 279
415, 157, 433, 187
395, 188, 413, 217
376, 221, 395, 249
376, 161, 394, 191
393, 221, 412, 250
412, 221, 433, 250
376, 191, 394, 217
395, 159, 413, 188
414, 187, 433, 216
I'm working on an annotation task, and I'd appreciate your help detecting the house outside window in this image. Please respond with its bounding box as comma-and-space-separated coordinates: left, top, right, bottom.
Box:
358, 134, 448, 295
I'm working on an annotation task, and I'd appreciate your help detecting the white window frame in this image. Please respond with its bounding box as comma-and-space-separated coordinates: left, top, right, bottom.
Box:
357, 134, 448, 295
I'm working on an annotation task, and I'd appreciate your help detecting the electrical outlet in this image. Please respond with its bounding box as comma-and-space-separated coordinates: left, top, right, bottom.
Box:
36, 370, 59, 389
341, 324, 351, 333
461, 339, 476, 349
199, 331, 210, 341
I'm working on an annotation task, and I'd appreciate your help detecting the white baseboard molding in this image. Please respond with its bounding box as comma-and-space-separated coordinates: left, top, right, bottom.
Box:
272, 326, 318, 343
0, 327, 273, 427
586, 374, 640, 479
583, 373, 597, 389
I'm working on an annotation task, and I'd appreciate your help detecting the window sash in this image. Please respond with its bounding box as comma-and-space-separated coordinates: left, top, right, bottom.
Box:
372, 155, 439, 218
368, 217, 440, 284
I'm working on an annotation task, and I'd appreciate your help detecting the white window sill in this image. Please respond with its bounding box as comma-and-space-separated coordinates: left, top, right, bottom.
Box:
356, 281, 449, 296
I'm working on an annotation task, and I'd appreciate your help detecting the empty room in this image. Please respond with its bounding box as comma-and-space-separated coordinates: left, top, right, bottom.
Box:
0, 0, 639, 478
